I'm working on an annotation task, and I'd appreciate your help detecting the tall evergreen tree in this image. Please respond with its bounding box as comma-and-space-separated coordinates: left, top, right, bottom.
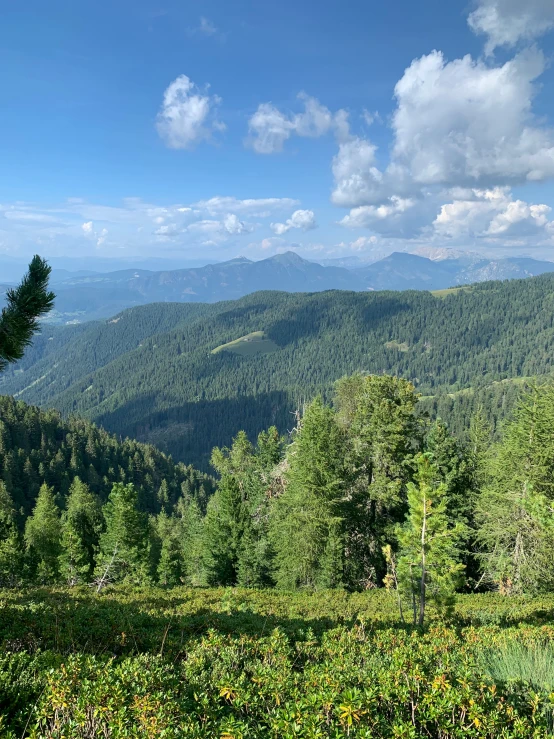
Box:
176, 494, 206, 586
334, 374, 423, 589
59, 477, 103, 585
94, 483, 150, 588
477, 386, 554, 593
0, 256, 55, 372
0, 481, 24, 586
156, 508, 184, 586
24, 483, 62, 583
271, 398, 346, 590
202, 431, 257, 586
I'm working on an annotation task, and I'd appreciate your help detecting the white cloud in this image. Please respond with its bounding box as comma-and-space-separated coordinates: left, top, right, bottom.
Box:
223, 213, 250, 234
468, 0, 554, 54
270, 209, 317, 235
82, 221, 109, 248
192, 196, 299, 216
331, 137, 381, 207
199, 17, 217, 36
332, 47, 554, 240
392, 49, 554, 187
340, 197, 416, 228
247, 93, 348, 154
156, 75, 225, 149
434, 187, 554, 241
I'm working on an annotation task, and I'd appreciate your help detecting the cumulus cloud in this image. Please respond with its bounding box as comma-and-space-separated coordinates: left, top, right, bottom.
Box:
392, 49, 554, 187
433, 187, 554, 242
468, 0, 554, 54
270, 209, 317, 235
332, 46, 554, 240
82, 221, 108, 247
222, 213, 250, 234
156, 75, 225, 149
247, 93, 348, 154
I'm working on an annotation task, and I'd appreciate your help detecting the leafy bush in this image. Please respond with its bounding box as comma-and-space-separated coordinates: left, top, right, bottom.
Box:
3, 587, 554, 736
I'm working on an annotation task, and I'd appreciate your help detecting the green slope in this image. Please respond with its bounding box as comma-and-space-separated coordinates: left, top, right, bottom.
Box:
3, 275, 554, 469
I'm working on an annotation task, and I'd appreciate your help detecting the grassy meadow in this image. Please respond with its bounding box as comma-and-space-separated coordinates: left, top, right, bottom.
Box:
3, 587, 554, 737
211, 331, 280, 357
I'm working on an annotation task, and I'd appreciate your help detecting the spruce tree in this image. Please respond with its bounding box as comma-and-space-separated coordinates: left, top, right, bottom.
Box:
24, 483, 62, 583
59, 477, 103, 585
176, 494, 206, 586
0, 481, 24, 586
396, 454, 465, 626
0, 256, 55, 372
477, 386, 554, 593
334, 374, 423, 589
94, 483, 150, 588
271, 398, 346, 590
156, 509, 183, 586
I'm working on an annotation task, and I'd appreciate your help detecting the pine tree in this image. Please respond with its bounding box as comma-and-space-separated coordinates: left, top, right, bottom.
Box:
0, 481, 25, 586
94, 483, 150, 589
396, 454, 465, 626
271, 398, 346, 590
24, 483, 62, 583
59, 477, 103, 585
0, 256, 55, 372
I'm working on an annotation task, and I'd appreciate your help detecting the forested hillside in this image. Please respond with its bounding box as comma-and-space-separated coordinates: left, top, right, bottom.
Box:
0, 396, 213, 519
3, 274, 554, 468
3, 373, 554, 601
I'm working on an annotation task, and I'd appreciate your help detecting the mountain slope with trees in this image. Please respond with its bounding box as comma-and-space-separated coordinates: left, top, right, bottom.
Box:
3, 273, 554, 468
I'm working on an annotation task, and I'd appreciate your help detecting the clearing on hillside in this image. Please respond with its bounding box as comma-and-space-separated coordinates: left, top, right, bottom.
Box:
211, 331, 280, 357
431, 286, 473, 298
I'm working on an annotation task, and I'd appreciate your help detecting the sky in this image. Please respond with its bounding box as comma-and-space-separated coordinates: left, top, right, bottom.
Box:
2, 0, 554, 266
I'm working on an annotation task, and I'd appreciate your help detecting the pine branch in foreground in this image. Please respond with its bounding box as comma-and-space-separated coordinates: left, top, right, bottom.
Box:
0, 255, 55, 371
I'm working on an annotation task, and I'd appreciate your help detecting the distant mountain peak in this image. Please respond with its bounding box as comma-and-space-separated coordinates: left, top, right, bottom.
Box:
224, 256, 253, 265
269, 251, 307, 265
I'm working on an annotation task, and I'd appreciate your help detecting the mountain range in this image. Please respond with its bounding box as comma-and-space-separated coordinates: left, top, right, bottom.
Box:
3, 273, 554, 469
2, 250, 554, 324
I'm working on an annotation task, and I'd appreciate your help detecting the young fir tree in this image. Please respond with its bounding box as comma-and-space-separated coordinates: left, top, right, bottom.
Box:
0, 256, 55, 372
94, 483, 150, 589
396, 454, 465, 626
0, 480, 25, 586
59, 477, 103, 585
477, 386, 554, 593
156, 508, 183, 586
176, 494, 206, 586
24, 483, 62, 583
270, 398, 346, 590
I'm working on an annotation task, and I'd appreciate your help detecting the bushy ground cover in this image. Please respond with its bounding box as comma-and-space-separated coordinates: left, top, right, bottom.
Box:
2, 587, 554, 737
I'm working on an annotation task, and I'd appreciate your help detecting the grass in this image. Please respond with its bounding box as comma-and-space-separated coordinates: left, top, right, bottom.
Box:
479, 641, 554, 692
384, 340, 409, 352
431, 286, 473, 298
211, 331, 280, 357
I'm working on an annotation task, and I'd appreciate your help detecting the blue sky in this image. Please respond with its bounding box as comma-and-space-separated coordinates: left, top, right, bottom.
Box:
2, 0, 554, 265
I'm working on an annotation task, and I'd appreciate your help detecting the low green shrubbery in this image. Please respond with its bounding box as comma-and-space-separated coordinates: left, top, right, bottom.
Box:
2, 587, 554, 737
